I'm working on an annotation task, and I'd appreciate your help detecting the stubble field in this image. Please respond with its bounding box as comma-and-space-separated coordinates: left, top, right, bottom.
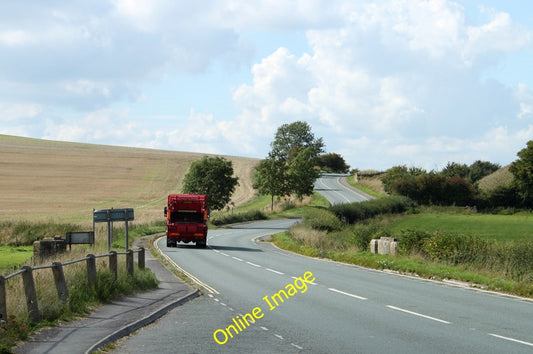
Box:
0, 135, 259, 226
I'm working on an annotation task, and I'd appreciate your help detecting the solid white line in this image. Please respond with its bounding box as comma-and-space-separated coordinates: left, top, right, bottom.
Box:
232, 256, 243, 261
246, 261, 261, 267
489, 333, 533, 347
266, 268, 284, 275
154, 237, 219, 294
328, 287, 367, 300
387, 305, 451, 324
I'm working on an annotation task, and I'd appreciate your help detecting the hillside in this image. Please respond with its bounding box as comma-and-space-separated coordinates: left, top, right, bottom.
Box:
0, 135, 259, 225
477, 165, 513, 192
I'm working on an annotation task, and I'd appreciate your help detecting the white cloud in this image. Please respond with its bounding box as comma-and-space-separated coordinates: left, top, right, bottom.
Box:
1, 0, 532, 171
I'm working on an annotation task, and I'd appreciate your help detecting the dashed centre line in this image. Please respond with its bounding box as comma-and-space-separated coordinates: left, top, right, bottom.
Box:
328, 287, 367, 300
386, 305, 451, 324
232, 256, 243, 261
489, 333, 533, 347
266, 268, 284, 275
246, 261, 261, 267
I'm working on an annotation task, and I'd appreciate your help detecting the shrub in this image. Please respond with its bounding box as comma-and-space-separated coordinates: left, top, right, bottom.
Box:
303, 208, 343, 232
210, 210, 267, 226
329, 196, 415, 224
421, 232, 490, 265
350, 223, 389, 251
397, 229, 432, 254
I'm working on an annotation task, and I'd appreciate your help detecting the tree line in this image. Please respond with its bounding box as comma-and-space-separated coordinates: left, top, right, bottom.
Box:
179, 119, 533, 211
382, 141, 533, 209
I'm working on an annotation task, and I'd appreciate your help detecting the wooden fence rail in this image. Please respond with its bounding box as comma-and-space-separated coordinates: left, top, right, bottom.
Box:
0, 248, 145, 323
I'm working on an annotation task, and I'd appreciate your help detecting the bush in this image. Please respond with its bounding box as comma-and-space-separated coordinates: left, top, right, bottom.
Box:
210, 210, 267, 226
398, 229, 432, 254
303, 208, 343, 232
329, 196, 415, 224
421, 232, 490, 265
350, 223, 389, 251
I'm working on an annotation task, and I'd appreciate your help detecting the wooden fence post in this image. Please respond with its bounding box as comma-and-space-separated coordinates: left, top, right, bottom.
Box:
109, 251, 117, 281
138, 247, 145, 270
52, 262, 69, 305
22, 266, 40, 323
86, 254, 97, 288
126, 250, 134, 276
0, 276, 6, 323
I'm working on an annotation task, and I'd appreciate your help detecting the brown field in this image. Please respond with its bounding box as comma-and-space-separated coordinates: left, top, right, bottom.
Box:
0, 135, 259, 226
478, 165, 513, 192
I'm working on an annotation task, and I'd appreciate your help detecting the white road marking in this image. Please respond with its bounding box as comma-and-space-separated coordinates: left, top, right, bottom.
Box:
260, 326, 269, 331
220, 252, 229, 257
292, 276, 317, 285
386, 305, 451, 324
489, 333, 533, 347
232, 256, 243, 261
291, 343, 304, 350
266, 268, 284, 275
246, 261, 261, 267
274, 334, 284, 340
328, 287, 367, 300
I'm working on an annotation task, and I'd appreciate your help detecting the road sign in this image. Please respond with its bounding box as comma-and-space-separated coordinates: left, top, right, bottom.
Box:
93, 208, 134, 223
66, 231, 94, 245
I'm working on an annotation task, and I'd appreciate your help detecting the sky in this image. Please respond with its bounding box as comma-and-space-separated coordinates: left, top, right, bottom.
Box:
1, 0, 533, 171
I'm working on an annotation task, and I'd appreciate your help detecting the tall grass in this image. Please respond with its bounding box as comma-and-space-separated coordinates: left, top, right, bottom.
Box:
1, 246, 157, 351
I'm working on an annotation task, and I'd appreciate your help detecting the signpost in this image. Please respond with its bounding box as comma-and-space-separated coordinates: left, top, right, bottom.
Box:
93, 208, 134, 250
65, 231, 95, 250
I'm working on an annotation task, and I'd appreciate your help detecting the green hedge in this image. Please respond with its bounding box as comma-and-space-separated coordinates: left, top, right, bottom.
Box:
328, 196, 415, 224
210, 210, 267, 226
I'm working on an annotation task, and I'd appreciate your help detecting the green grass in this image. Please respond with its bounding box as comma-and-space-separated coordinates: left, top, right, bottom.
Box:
388, 211, 533, 243
0, 246, 33, 271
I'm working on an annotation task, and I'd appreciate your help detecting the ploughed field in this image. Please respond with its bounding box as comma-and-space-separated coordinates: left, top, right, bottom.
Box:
0, 135, 259, 225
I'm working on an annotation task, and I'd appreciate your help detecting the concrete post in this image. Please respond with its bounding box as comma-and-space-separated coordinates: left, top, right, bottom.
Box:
126, 249, 134, 276
109, 251, 118, 281
0, 276, 6, 323
370, 239, 378, 254
138, 247, 145, 270
22, 266, 40, 323
52, 262, 69, 305
86, 254, 97, 288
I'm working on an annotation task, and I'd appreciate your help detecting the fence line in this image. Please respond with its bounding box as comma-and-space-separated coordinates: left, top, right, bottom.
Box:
0, 248, 145, 323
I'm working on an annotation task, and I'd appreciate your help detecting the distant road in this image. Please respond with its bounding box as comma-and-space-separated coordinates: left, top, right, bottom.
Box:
314, 173, 374, 204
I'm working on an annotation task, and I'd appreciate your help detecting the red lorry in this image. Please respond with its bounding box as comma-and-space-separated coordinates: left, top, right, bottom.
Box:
164, 194, 208, 248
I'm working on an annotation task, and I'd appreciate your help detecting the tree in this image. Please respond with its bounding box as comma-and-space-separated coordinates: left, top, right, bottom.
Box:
254, 121, 324, 201
270, 121, 325, 161
441, 162, 469, 179
287, 147, 321, 199
510, 140, 533, 206
316, 153, 350, 173
469, 160, 500, 183
182, 156, 239, 211
252, 157, 288, 211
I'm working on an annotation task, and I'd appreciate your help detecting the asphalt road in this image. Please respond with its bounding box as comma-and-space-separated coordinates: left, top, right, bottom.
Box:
314, 174, 372, 204
113, 178, 533, 353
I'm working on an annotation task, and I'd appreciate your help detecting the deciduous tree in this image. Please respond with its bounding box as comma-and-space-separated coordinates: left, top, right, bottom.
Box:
182, 156, 239, 211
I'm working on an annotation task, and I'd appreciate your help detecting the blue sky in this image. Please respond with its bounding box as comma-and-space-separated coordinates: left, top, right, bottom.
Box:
1, 0, 532, 171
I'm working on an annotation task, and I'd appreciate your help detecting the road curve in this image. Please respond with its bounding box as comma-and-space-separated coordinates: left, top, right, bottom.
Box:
113, 220, 533, 353
113, 178, 533, 353
314, 173, 373, 205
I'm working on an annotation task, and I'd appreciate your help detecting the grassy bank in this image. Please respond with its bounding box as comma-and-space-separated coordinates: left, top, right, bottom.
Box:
0, 222, 161, 352
271, 202, 533, 298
